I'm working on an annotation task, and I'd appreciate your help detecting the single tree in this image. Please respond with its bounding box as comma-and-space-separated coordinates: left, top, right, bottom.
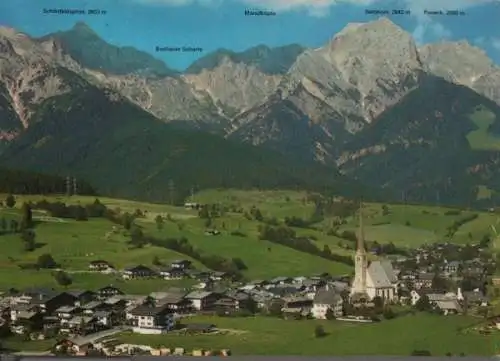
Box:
20, 203, 33, 230
37, 253, 58, 269
21, 229, 36, 252
314, 325, 327, 338
5, 194, 15, 208
54, 271, 72, 287
154, 215, 164, 230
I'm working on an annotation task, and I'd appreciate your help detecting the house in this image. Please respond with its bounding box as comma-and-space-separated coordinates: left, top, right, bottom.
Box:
55, 337, 94, 355
159, 268, 186, 280
457, 288, 489, 307
94, 310, 120, 328
434, 300, 461, 315
414, 273, 434, 289
213, 291, 251, 313
410, 289, 457, 306
60, 316, 98, 335
122, 265, 157, 279
88, 260, 114, 272
126, 304, 175, 334
311, 285, 343, 319
22, 289, 77, 315
67, 290, 97, 306
211, 271, 231, 281
171, 260, 192, 270
81, 301, 111, 316
96, 286, 124, 299
283, 295, 312, 310
443, 261, 460, 275
55, 305, 81, 323
185, 291, 218, 311
154, 292, 192, 313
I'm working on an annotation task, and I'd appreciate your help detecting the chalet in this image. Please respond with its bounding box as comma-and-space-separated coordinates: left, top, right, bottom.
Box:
21, 289, 77, 315
282, 295, 313, 310
457, 288, 489, 307
410, 289, 457, 306
154, 292, 192, 313
444, 261, 460, 273
171, 260, 192, 270
60, 316, 99, 335
103, 297, 128, 311
211, 271, 231, 281
214, 291, 250, 313
414, 273, 434, 289
55, 305, 81, 322
55, 337, 94, 355
96, 286, 124, 299
311, 285, 343, 319
122, 265, 157, 279
159, 268, 186, 280
94, 310, 120, 328
88, 260, 114, 272
67, 290, 97, 306
434, 300, 461, 315
81, 301, 112, 316
185, 291, 219, 311
126, 304, 175, 334
10, 303, 38, 322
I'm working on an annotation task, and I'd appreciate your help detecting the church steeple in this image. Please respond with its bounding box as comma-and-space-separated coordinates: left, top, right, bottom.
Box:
357, 201, 366, 254
351, 200, 368, 297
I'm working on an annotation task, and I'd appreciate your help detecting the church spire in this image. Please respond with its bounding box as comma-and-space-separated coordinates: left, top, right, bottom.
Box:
357, 201, 365, 253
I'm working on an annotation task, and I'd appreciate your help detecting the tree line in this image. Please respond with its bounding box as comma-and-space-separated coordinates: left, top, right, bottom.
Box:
257, 224, 354, 266
0, 168, 96, 195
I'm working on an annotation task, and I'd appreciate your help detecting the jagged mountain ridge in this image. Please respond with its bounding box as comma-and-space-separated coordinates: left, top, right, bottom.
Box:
2, 19, 500, 137
0, 38, 367, 202
2, 19, 500, 205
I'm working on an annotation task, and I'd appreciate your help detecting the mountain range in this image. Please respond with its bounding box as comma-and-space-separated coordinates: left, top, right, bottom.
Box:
1, 18, 500, 206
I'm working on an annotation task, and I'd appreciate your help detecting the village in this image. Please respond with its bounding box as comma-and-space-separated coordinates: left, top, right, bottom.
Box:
0, 235, 498, 357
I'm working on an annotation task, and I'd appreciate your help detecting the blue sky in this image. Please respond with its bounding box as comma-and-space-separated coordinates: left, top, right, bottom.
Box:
0, 0, 499, 70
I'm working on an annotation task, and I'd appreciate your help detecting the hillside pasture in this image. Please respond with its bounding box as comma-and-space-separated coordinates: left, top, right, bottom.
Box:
466, 106, 500, 151
140, 214, 351, 279
193, 189, 315, 219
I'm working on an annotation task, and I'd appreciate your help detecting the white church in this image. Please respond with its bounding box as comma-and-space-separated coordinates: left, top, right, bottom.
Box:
350, 204, 398, 302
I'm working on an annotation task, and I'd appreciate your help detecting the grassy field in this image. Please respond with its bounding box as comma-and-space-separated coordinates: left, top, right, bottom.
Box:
467, 106, 500, 151
115, 314, 498, 356
0, 189, 499, 293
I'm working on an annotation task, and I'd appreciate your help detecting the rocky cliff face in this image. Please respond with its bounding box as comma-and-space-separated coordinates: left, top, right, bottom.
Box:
420, 41, 500, 105
0, 27, 85, 136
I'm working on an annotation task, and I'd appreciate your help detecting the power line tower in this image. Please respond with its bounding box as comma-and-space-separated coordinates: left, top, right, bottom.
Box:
65, 176, 71, 197
168, 179, 175, 205
73, 177, 77, 196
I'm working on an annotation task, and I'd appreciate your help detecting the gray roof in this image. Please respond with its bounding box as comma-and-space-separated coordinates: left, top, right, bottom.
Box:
185, 291, 213, 299
313, 287, 342, 305
380, 260, 398, 283
367, 261, 393, 288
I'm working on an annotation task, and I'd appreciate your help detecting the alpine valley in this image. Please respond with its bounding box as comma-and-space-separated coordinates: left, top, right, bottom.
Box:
1, 18, 500, 206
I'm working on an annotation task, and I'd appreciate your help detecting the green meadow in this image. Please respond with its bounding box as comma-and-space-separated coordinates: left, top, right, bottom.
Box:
0, 189, 498, 293
115, 313, 497, 356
